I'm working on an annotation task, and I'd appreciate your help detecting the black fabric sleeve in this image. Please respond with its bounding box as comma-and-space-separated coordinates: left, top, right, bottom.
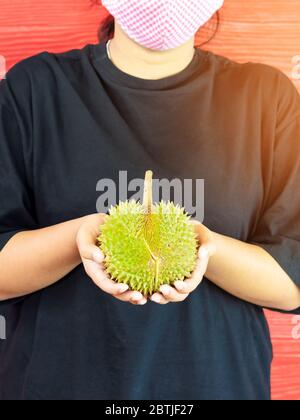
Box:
0, 65, 38, 307
0, 73, 37, 251
250, 73, 300, 314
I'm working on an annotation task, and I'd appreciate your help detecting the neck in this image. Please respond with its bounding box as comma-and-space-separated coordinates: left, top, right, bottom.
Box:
108, 22, 196, 80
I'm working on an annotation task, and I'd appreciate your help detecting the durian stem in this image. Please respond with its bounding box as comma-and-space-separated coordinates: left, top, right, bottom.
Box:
143, 170, 154, 214
142, 170, 160, 293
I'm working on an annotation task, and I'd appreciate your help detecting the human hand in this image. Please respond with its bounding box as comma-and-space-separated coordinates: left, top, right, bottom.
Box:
150, 221, 216, 305
76, 213, 147, 305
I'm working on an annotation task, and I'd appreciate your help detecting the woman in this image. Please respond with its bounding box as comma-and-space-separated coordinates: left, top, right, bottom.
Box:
0, 0, 300, 400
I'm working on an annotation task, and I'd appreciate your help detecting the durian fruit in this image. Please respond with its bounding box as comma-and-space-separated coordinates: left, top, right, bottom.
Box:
98, 171, 198, 296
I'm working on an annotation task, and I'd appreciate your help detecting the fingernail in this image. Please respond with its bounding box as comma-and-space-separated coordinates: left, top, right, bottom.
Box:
151, 295, 161, 303
175, 281, 186, 291
131, 292, 142, 301
93, 249, 104, 263
138, 299, 147, 306
118, 284, 129, 293
160, 285, 170, 295
198, 247, 209, 259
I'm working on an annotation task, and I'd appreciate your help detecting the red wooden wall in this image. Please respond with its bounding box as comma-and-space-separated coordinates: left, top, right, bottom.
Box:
0, 0, 300, 400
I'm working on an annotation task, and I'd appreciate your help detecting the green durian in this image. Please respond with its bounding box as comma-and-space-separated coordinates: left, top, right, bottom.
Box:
98, 171, 198, 296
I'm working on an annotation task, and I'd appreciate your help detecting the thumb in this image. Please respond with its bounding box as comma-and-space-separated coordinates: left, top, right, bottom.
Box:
79, 242, 105, 264
190, 220, 217, 257
77, 214, 107, 263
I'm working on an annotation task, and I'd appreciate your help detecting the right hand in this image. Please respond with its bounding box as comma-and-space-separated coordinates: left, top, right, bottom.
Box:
76, 213, 147, 305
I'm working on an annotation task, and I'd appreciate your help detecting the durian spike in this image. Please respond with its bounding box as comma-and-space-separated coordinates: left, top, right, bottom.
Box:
143, 170, 154, 214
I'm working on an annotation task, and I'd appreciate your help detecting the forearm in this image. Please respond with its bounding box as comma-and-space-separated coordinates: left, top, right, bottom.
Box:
206, 232, 300, 311
0, 216, 88, 300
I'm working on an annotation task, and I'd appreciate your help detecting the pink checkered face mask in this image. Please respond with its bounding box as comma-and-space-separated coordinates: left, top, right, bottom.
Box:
102, 0, 224, 51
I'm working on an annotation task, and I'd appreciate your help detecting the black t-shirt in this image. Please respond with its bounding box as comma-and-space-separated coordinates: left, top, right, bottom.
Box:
0, 42, 300, 401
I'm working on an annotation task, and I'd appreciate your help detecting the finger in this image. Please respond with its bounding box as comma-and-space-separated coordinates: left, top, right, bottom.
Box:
79, 234, 104, 261
92, 247, 105, 264
159, 285, 189, 302
85, 260, 129, 295
77, 215, 107, 260
86, 259, 145, 302
114, 291, 147, 305
97, 213, 108, 225
78, 235, 105, 262
174, 246, 209, 294
150, 293, 170, 305
193, 246, 210, 279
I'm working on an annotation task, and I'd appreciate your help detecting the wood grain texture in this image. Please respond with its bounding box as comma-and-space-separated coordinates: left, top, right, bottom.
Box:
0, 0, 300, 400
200, 0, 300, 90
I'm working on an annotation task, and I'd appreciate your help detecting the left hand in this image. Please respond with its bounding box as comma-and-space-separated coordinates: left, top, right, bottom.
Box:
150, 221, 216, 305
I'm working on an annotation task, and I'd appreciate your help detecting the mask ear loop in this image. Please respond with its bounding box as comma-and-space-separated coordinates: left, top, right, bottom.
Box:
106, 39, 112, 61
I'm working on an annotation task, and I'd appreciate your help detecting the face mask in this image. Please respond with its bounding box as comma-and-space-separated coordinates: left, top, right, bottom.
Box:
102, 0, 224, 51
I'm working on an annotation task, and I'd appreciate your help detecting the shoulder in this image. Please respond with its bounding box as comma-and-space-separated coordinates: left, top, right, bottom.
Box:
206, 49, 283, 79
4, 51, 52, 90
204, 49, 295, 93
204, 50, 300, 124
2, 44, 93, 95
